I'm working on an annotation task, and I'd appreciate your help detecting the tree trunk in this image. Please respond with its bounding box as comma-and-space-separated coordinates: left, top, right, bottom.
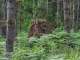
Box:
6, 0, 16, 52
56, 0, 61, 27
63, 0, 72, 32
56, 0, 64, 28
75, 0, 80, 31
77, 0, 80, 31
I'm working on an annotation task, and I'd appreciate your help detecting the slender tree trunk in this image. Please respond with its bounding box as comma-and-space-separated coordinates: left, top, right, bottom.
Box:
63, 0, 71, 32
69, 0, 75, 32
73, 0, 77, 32
76, 0, 80, 31
57, 0, 64, 27
73, 0, 80, 32
72, 0, 75, 31
56, 0, 61, 27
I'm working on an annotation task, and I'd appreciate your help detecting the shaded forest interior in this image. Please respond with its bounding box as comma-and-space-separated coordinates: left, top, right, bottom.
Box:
0, 0, 80, 60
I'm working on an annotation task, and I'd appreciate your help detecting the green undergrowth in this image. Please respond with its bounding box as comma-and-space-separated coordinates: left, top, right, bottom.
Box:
0, 36, 5, 58
0, 31, 80, 60
12, 31, 80, 60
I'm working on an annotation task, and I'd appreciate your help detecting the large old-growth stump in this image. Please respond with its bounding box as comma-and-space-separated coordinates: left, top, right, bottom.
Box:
28, 19, 56, 37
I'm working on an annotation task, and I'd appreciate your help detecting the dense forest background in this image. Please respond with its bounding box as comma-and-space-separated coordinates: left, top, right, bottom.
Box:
0, 0, 80, 60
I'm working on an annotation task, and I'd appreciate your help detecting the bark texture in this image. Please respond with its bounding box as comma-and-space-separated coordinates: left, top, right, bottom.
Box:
28, 20, 56, 37
63, 0, 72, 32
6, 0, 16, 52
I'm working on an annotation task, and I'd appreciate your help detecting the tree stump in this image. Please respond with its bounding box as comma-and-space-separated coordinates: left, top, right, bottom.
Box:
28, 19, 56, 37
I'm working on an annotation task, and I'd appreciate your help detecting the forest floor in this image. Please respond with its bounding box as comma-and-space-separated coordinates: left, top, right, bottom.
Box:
0, 31, 80, 60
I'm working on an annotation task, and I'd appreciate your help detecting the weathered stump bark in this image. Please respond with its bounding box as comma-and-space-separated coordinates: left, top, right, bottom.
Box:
28, 19, 56, 37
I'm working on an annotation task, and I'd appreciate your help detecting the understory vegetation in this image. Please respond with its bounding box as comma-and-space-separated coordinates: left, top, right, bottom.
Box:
11, 30, 80, 60
0, 0, 80, 60
1, 29, 80, 60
